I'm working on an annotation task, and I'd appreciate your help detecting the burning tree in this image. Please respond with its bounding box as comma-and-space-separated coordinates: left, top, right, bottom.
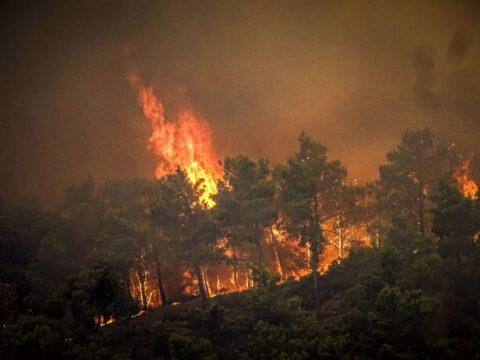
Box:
375, 129, 467, 236
94, 179, 160, 310
431, 180, 478, 267
276, 132, 357, 317
64, 266, 138, 331
151, 169, 220, 306
214, 155, 277, 288
127, 69, 479, 309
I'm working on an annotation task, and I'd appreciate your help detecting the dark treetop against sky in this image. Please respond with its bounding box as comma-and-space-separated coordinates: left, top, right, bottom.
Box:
1, 0, 479, 206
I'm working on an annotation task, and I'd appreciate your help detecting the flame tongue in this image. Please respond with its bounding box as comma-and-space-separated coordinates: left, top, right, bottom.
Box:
455, 159, 478, 199
131, 78, 221, 207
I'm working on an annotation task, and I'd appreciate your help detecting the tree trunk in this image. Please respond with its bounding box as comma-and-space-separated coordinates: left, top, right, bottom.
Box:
216, 273, 223, 293
256, 239, 264, 265
311, 240, 320, 320
136, 268, 148, 311
123, 269, 131, 292
255, 222, 264, 264
245, 254, 250, 289
232, 246, 240, 291
269, 226, 285, 279
456, 252, 461, 267
338, 230, 344, 259
202, 266, 211, 296
195, 263, 209, 306
419, 188, 425, 236
155, 258, 167, 306
311, 195, 321, 320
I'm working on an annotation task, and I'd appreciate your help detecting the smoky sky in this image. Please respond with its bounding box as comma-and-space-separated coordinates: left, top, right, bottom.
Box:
1, 0, 479, 206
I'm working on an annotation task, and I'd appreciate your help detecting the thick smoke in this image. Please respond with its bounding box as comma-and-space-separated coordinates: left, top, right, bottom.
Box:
447, 32, 471, 64
0, 0, 479, 205
413, 45, 438, 110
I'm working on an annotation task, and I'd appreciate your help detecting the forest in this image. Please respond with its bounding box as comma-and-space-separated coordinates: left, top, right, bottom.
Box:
1, 128, 480, 359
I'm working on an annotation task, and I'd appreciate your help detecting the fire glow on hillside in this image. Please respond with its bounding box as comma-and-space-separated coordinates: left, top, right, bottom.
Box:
125, 77, 322, 305
127, 78, 477, 308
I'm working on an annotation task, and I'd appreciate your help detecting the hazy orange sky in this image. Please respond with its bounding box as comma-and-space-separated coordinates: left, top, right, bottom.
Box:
1, 0, 479, 205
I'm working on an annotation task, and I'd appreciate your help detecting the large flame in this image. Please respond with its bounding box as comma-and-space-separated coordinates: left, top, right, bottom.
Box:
126, 71, 371, 306
455, 159, 478, 199
128, 72, 221, 207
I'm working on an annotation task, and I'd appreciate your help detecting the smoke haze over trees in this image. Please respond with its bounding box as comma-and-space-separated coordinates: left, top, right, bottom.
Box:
1, 1, 480, 358
1, 0, 480, 205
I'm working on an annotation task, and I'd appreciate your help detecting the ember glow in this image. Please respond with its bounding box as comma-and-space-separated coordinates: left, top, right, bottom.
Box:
125, 73, 473, 310
128, 72, 221, 207
455, 159, 478, 199
125, 74, 373, 304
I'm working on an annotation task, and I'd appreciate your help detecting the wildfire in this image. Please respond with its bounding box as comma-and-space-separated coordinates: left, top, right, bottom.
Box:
128, 72, 221, 207
94, 315, 114, 327
269, 220, 310, 279
126, 71, 370, 306
455, 159, 478, 199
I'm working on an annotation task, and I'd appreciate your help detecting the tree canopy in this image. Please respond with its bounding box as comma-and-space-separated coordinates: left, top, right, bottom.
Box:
1, 128, 479, 359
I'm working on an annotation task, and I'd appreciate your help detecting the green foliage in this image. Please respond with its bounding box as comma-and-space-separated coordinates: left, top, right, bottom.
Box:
186, 303, 227, 333
151, 320, 217, 360
0, 315, 65, 360
151, 168, 220, 304
374, 129, 462, 236
168, 331, 217, 360
151, 169, 219, 266
384, 214, 426, 252
277, 132, 354, 316
151, 321, 170, 355
277, 132, 344, 246
64, 267, 138, 331
251, 264, 281, 288
370, 286, 438, 344
431, 179, 477, 265
62, 342, 112, 360
214, 155, 276, 264
1, 127, 480, 359
0, 202, 52, 321
25, 234, 77, 315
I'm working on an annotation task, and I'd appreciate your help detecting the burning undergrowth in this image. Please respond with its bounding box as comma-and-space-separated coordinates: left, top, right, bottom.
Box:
123, 77, 477, 309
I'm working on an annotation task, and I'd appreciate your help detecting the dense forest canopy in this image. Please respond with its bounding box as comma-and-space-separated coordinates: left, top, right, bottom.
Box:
1, 128, 479, 359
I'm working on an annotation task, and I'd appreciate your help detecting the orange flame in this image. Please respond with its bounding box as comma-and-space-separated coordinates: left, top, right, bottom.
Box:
455, 159, 478, 199
128, 72, 221, 207
126, 70, 373, 304
96, 315, 114, 327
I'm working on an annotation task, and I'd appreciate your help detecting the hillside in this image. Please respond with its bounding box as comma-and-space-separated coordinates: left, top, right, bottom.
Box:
78, 243, 480, 359
1, 129, 479, 359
